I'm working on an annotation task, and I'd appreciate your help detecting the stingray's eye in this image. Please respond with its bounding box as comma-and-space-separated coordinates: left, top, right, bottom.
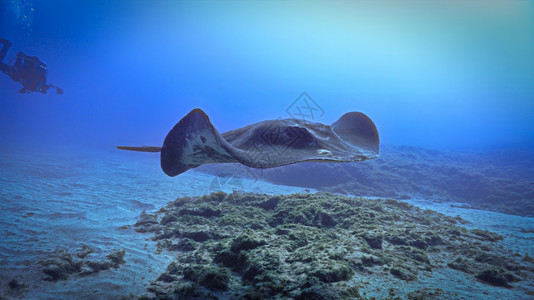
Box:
317, 149, 332, 156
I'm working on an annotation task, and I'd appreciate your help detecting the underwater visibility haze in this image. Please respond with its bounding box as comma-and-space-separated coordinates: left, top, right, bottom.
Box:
0, 1, 533, 299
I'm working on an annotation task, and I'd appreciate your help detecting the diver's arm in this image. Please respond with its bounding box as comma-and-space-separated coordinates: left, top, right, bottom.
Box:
0, 38, 11, 62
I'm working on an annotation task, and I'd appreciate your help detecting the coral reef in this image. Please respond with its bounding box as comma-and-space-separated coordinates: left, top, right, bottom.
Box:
134, 192, 534, 299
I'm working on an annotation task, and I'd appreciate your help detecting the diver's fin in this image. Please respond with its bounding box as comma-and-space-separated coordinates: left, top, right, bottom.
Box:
48, 84, 63, 95
117, 146, 161, 152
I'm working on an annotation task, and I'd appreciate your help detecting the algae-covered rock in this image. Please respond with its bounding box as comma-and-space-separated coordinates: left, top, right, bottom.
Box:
183, 264, 230, 291
476, 268, 518, 288
447, 257, 474, 274
474, 252, 505, 265
296, 282, 361, 300
169, 238, 197, 251
471, 229, 504, 242
407, 288, 449, 299
75, 245, 94, 259
230, 235, 267, 253
386, 228, 443, 250
384, 199, 414, 210
159, 214, 178, 225
107, 249, 126, 267
84, 260, 112, 272
155, 273, 176, 283
361, 230, 383, 249
312, 260, 354, 283
361, 254, 387, 267
40, 251, 83, 281
179, 207, 222, 218
182, 230, 214, 242
268, 202, 336, 228
257, 196, 281, 210
134, 192, 532, 299
390, 264, 418, 281
396, 246, 431, 265
8, 275, 27, 290
134, 211, 159, 232
39, 247, 126, 281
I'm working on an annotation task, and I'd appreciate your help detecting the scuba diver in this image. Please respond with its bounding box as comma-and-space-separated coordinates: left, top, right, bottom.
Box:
0, 37, 63, 94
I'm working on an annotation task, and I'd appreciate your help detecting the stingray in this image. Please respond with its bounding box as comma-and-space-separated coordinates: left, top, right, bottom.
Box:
117, 108, 379, 176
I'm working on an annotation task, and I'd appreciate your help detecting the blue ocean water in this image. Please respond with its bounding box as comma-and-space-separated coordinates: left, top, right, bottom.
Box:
1, 1, 533, 298
1, 1, 533, 151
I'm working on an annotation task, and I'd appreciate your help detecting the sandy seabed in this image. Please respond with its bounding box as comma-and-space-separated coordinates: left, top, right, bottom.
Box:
0, 147, 532, 299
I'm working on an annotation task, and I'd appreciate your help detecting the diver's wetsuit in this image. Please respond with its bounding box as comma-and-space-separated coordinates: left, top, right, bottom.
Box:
0, 37, 62, 94
0, 38, 10, 61
0, 38, 14, 77
14, 52, 49, 93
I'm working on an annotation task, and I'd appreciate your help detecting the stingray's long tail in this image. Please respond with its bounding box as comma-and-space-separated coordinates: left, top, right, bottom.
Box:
117, 146, 161, 152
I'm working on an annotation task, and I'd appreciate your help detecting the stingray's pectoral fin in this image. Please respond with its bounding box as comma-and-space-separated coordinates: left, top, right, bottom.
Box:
117, 146, 162, 152
331, 112, 379, 157
161, 109, 238, 177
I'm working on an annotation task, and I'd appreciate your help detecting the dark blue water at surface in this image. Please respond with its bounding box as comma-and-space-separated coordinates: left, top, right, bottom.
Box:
1, 1, 533, 152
